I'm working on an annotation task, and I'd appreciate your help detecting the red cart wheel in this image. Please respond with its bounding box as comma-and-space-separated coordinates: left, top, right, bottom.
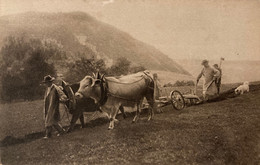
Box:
170, 90, 185, 110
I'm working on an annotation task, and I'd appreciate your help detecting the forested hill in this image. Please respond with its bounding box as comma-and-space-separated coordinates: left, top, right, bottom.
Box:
0, 12, 189, 75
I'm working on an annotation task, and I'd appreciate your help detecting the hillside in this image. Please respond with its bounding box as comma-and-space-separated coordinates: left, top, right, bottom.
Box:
0, 12, 189, 75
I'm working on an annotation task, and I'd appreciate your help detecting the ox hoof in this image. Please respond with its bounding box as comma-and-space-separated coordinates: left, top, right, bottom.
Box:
81, 125, 86, 129
132, 119, 139, 123
108, 127, 114, 130
157, 109, 163, 113
132, 116, 139, 123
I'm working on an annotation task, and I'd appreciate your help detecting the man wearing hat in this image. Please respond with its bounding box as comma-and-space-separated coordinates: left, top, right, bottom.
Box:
196, 60, 220, 100
42, 75, 68, 139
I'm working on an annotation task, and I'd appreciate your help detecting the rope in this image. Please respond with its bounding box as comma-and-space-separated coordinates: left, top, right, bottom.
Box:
89, 111, 100, 121
60, 104, 71, 125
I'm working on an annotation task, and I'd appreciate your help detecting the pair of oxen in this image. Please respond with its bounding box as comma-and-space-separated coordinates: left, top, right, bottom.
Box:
65, 71, 156, 131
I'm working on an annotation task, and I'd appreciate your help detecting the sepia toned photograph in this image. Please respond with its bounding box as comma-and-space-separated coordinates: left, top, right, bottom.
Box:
0, 0, 260, 164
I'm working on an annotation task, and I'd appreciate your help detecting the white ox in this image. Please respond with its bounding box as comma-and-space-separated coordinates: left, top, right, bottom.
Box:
75, 71, 156, 129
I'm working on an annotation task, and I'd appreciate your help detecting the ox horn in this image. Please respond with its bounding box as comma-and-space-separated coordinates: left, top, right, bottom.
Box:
101, 74, 105, 80
90, 76, 95, 87
91, 79, 95, 87
92, 72, 96, 78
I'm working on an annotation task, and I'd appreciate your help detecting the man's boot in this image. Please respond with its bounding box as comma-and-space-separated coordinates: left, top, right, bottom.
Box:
43, 126, 52, 139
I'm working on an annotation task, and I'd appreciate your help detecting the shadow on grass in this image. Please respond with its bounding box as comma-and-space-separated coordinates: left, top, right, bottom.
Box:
0, 111, 142, 147
0, 132, 45, 147
208, 84, 260, 103
0, 119, 108, 147
207, 88, 236, 103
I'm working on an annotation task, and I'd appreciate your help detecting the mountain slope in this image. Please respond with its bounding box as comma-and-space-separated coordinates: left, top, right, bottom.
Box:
0, 12, 190, 75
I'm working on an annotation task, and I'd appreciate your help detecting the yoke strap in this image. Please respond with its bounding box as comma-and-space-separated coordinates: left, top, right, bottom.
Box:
99, 79, 108, 106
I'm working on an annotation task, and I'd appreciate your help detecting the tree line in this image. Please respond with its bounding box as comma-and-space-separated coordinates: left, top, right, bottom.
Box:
0, 36, 145, 102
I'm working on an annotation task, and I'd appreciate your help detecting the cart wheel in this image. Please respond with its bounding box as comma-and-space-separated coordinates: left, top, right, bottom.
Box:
170, 90, 185, 110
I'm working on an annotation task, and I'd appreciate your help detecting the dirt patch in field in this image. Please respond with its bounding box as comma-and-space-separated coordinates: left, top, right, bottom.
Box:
208, 84, 260, 102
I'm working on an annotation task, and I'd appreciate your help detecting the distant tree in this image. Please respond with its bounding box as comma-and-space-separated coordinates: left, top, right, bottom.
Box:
163, 82, 175, 87
22, 48, 56, 99
42, 38, 67, 61
108, 57, 131, 76
1, 36, 29, 67
64, 56, 146, 82
0, 36, 56, 101
163, 80, 195, 87
130, 65, 146, 74
173, 80, 195, 87
64, 56, 107, 83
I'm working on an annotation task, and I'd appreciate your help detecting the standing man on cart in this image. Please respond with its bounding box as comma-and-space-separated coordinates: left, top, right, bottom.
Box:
196, 59, 220, 101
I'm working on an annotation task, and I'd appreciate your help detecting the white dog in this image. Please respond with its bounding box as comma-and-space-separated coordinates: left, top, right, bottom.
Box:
235, 81, 249, 94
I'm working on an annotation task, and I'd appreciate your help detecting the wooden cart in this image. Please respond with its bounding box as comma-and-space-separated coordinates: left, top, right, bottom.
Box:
143, 90, 202, 111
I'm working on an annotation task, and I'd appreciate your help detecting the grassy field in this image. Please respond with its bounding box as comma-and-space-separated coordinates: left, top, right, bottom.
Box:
1, 83, 260, 164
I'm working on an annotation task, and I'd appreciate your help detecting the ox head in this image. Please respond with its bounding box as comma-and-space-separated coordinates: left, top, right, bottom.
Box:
75, 73, 104, 104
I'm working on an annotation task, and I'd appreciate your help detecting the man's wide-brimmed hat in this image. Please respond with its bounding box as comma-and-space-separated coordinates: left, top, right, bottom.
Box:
201, 59, 209, 65
42, 75, 55, 83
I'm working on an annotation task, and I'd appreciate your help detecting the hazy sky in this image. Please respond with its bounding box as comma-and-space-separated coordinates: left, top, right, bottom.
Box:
1, 0, 260, 60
